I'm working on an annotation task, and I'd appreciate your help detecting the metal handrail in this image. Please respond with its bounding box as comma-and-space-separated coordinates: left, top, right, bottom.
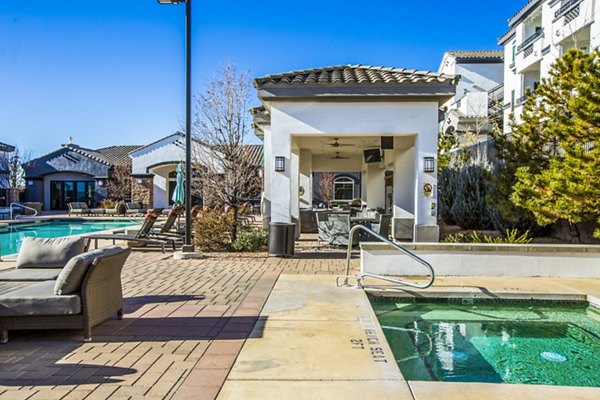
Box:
337, 224, 435, 289
9, 202, 38, 220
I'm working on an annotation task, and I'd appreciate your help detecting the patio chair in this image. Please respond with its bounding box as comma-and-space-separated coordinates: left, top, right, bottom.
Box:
316, 212, 331, 247
328, 214, 357, 247
152, 205, 184, 236
125, 202, 147, 216
85, 211, 176, 253
362, 214, 392, 241
68, 202, 91, 216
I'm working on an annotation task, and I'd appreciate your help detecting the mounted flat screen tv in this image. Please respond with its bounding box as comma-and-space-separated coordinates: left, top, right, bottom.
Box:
364, 148, 382, 164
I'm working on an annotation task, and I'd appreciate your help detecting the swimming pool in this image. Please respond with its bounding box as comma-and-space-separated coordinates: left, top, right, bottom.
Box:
371, 299, 600, 387
0, 219, 139, 256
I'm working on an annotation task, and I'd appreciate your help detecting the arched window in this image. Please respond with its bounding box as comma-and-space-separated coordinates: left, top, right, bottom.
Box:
333, 176, 355, 201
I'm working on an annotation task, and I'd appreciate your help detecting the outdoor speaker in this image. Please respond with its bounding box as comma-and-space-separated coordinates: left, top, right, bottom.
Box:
381, 136, 394, 150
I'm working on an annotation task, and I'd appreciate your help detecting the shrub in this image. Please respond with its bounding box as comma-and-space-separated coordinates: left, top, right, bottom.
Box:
100, 199, 117, 209
442, 229, 532, 244
194, 208, 234, 251
231, 228, 269, 252
439, 156, 496, 230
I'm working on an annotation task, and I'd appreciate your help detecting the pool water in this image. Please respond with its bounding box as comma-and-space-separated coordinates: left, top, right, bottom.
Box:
371, 300, 600, 387
0, 220, 138, 256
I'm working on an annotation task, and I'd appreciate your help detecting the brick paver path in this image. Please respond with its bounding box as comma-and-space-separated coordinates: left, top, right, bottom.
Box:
0, 246, 358, 400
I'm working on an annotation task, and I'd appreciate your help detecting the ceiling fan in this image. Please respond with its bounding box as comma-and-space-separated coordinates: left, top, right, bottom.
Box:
325, 138, 355, 148
330, 152, 350, 160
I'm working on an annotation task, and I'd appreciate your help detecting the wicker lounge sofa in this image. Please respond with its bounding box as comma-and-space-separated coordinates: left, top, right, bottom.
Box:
0, 236, 131, 343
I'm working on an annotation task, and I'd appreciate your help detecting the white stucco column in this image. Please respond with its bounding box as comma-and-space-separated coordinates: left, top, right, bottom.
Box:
299, 149, 312, 209
290, 148, 300, 220
413, 111, 439, 242
269, 110, 292, 223
366, 164, 385, 210
261, 127, 272, 224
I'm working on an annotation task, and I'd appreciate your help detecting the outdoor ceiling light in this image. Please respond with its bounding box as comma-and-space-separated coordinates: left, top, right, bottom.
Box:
275, 157, 285, 172
424, 157, 435, 173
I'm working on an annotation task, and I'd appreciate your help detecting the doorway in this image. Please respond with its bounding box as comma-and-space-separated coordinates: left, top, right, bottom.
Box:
50, 181, 95, 210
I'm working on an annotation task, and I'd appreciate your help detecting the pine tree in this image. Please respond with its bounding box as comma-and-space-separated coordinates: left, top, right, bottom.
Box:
497, 49, 600, 242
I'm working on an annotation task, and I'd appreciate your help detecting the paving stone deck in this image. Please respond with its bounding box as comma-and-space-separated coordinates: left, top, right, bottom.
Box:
0, 247, 358, 400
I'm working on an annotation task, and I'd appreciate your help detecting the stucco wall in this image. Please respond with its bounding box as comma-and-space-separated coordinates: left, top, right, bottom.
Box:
265, 101, 439, 236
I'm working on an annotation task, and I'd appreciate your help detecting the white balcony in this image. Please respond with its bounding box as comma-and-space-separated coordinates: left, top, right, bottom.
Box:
516, 28, 545, 73
552, 0, 595, 44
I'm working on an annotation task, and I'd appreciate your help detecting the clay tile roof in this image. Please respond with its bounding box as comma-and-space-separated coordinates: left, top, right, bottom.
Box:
254, 64, 458, 87
445, 50, 504, 61
96, 145, 143, 166
0, 142, 15, 152
241, 144, 263, 167
64, 144, 142, 166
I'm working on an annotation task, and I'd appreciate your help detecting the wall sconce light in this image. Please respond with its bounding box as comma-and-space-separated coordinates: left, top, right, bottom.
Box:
424, 157, 435, 173
97, 180, 103, 187
274, 156, 285, 172
136, 178, 144, 184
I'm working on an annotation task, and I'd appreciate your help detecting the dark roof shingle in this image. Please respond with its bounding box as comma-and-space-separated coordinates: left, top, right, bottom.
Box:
255, 65, 458, 87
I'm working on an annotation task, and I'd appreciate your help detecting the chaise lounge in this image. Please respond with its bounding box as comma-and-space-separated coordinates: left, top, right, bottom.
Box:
0, 236, 131, 343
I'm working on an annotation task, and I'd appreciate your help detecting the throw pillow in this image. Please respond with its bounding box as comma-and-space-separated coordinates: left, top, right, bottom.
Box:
16, 236, 86, 269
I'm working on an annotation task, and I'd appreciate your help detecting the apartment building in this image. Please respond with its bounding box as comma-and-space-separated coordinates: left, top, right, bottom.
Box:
499, 0, 600, 133
438, 51, 504, 145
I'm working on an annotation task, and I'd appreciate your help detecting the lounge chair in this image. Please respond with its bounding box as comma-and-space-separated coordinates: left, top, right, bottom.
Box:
0, 236, 131, 343
85, 211, 176, 252
68, 202, 91, 216
125, 202, 147, 216
153, 205, 184, 236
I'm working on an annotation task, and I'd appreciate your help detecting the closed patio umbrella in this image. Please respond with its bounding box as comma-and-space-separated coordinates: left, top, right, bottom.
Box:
172, 163, 185, 205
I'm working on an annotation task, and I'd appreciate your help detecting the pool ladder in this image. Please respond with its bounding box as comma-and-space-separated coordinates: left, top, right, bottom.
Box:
9, 202, 38, 220
336, 224, 435, 289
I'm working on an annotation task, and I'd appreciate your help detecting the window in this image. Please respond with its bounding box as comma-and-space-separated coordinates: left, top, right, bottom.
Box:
512, 44, 516, 63
333, 177, 355, 201
511, 90, 515, 112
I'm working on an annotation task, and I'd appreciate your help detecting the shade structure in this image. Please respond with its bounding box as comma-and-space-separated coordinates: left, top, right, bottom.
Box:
171, 163, 185, 205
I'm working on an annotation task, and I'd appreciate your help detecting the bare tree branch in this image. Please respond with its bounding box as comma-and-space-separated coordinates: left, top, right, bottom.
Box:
192, 63, 263, 241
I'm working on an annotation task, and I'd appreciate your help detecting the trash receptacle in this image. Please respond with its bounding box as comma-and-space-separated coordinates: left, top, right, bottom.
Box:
268, 222, 295, 257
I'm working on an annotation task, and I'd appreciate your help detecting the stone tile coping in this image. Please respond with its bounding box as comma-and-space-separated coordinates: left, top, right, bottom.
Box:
361, 242, 600, 253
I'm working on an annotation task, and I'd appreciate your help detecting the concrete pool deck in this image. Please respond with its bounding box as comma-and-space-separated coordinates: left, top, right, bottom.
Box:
219, 274, 600, 400
0, 246, 599, 399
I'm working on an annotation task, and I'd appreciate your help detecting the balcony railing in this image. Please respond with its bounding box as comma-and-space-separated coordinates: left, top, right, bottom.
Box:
516, 94, 529, 106
488, 84, 504, 103
517, 28, 544, 52
555, 0, 583, 19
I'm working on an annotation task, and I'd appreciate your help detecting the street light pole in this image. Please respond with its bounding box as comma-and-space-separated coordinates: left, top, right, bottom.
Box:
183, 0, 194, 252
157, 0, 194, 252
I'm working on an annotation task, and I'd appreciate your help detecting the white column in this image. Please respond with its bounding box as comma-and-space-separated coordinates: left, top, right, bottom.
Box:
270, 119, 292, 223
290, 148, 300, 221
366, 164, 385, 210
299, 149, 312, 209
262, 127, 272, 222
413, 112, 439, 242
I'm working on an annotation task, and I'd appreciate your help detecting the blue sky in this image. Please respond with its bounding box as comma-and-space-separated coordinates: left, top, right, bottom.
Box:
1, 0, 523, 156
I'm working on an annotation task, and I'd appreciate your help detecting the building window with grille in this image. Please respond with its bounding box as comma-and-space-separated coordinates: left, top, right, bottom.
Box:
333, 176, 355, 201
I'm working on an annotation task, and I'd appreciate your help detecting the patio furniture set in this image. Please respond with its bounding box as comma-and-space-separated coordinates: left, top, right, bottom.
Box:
315, 209, 391, 247
0, 236, 131, 343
